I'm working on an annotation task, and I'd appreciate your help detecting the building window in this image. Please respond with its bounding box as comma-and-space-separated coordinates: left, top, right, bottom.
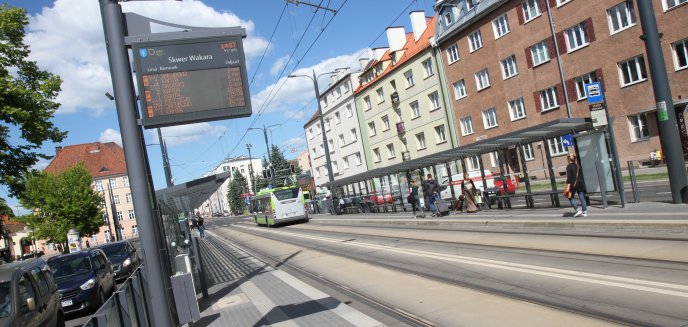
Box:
334, 112, 341, 124
319, 144, 324, 156
91, 234, 98, 243
109, 178, 117, 189
350, 128, 357, 142
467, 156, 480, 171
548, 137, 567, 156
311, 147, 317, 157
428, 91, 441, 111
117, 211, 123, 222
333, 87, 341, 98
531, 40, 550, 66
489, 152, 500, 167
422, 59, 435, 78
460, 116, 474, 136
492, 14, 510, 39
557, 0, 572, 6
343, 82, 351, 93
416, 132, 427, 149
565, 22, 590, 52
575, 73, 595, 100
128, 209, 135, 220
475, 68, 491, 91
410, 101, 421, 118
338, 134, 345, 146
308, 128, 314, 140
354, 152, 362, 165
446, 44, 460, 64
618, 55, 648, 86
522, 0, 541, 22
316, 123, 321, 134
382, 115, 390, 131
540, 86, 560, 111
95, 180, 103, 191
404, 70, 415, 88
662, 0, 688, 11
126, 193, 132, 203
522, 144, 535, 161
453, 79, 467, 99
466, 0, 475, 10
132, 225, 139, 237
368, 122, 377, 136
332, 161, 338, 174
343, 156, 350, 169
508, 97, 527, 120
434, 125, 447, 143
315, 168, 320, 179
104, 230, 111, 242
376, 87, 385, 104
325, 118, 331, 131
373, 148, 381, 162
608, 1, 637, 34
346, 104, 353, 117
673, 38, 688, 71
364, 96, 372, 110
123, 176, 129, 187
444, 11, 453, 26
501, 55, 518, 79
629, 113, 650, 141
113, 195, 120, 205
482, 107, 498, 129
328, 139, 334, 153
386, 144, 396, 159
468, 30, 483, 52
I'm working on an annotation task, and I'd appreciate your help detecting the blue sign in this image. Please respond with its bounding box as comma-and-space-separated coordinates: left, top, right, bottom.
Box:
585, 82, 604, 104
561, 134, 574, 147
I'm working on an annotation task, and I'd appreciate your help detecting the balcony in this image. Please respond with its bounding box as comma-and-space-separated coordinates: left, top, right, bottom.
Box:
396, 122, 406, 134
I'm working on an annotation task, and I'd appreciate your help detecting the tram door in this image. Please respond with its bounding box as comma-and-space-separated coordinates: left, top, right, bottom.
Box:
576, 132, 615, 193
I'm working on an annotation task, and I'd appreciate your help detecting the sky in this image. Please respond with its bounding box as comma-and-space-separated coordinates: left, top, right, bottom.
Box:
3, 0, 438, 214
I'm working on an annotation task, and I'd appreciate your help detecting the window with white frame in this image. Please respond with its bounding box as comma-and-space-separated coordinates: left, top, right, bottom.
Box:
312, 147, 317, 157
460, 116, 474, 135
453, 79, 467, 99
334, 112, 341, 124
468, 30, 483, 52
466, 0, 475, 11
350, 128, 357, 142
446, 44, 460, 64
333, 87, 341, 98
373, 148, 381, 162
565, 22, 590, 52
332, 161, 338, 174
428, 91, 441, 110
608, 1, 637, 34
316, 123, 321, 134
308, 128, 314, 139
319, 144, 324, 155
575, 73, 595, 100
673, 38, 688, 70
618, 55, 648, 86
346, 104, 353, 117
434, 125, 447, 143
531, 40, 550, 66
126, 193, 132, 203
382, 115, 390, 131
113, 195, 120, 205
132, 225, 139, 237
475, 68, 491, 90
376, 87, 385, 104
325, 118, 331, 131
540, 86, 559, 111
501, 55, 518, 79
410, 101, 421, 118
662, 0, 687, 11
404, 70, 415, 88
629, 113, 650, 141
338, 134, 345, 146
364, 96, 372, 110
109, 178, 117, 189
557, 0, 572, 6
128, 209, 135, 220
493, 14, 510, 39
467, 156, 480, 171
123, 176, 129, 187
104, 230, 111, 241
422, 59, 435, 78
315, 168, 321, 178
482, 107, 498, 129
522, 143, 535, 160
489, 152, 500, 167
355, 152, 362, 165
95, 180, 103, 191
343, 82, 351, 93
523, 0, 541, 22
444, 11, 453, 26
508, 97, 526, 120
387, 143, 396, 158
117, 211, 123, 222
548, 136, 567, 155
416, 132, 427, 149
368, 122, 377, 136
343, 156, 350, 169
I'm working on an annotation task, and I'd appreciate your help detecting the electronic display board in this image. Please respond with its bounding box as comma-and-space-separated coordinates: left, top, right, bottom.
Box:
132, 36, 252, 128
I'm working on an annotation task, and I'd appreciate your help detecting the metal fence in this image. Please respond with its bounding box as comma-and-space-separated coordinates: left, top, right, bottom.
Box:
83, 266, 151, 327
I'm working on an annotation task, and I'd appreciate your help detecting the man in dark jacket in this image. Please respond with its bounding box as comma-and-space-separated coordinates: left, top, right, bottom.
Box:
422, 174, 439, 216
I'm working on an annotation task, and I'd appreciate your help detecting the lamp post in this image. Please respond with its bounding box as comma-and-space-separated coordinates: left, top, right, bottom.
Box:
157, 128, 174, 187
248, 124, 281, 187
246, 144, 256, 193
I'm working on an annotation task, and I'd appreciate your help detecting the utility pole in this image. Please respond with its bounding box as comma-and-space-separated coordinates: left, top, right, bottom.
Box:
157, 128, 173, 187
246, 144, 256, 193
636, 0, 688, 204
249, 124, 280, 187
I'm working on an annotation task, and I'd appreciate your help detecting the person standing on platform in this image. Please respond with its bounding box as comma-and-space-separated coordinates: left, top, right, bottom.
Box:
422, 174, 439, 217
198, 216, 206, 239
565, 154, 588, 217
408, 179, 421, 218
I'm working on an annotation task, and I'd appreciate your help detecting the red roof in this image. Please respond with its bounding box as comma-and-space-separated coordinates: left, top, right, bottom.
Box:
45, 142, 127, 178
355, 16, 436, 94
303, 109, 321, 128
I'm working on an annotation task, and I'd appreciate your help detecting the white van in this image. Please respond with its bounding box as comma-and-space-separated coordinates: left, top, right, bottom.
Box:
439, 170, 495, 199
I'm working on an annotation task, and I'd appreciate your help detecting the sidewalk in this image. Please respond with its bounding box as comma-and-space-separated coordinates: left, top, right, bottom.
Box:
192, 232, 383, 327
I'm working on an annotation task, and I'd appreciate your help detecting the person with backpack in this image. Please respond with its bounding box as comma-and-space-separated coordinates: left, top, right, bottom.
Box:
422, 173, 439, 217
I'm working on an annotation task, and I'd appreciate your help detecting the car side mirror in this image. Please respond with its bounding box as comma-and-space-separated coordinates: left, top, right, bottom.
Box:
26, 297, 36, 312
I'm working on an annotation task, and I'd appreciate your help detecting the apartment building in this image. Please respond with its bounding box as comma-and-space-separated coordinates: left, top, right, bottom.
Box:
434, 0, 688, 176
200, 156, 262, 215
305, 70, 368, 196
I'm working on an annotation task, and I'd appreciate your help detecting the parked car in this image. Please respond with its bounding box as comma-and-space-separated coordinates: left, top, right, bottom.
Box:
0, 258, 65, 327
439, 170, 496, 199
94, 241, 140, 282
47, 249, 115, 314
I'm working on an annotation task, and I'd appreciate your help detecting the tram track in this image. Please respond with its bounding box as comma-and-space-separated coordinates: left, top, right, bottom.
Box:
212, 224, 668, 326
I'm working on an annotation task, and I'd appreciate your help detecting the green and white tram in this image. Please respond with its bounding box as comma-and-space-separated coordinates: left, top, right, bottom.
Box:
250, 186, 309, 226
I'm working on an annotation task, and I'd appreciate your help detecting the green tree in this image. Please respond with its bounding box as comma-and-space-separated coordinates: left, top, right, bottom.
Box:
0, 198, 13, 242
16, 164, 103, 246
0, 6, 66, 196
227, 171, 249, 215
267, 145, 295, 188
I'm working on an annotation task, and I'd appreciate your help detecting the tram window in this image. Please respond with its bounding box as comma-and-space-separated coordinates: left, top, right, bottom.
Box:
273, 188, 299, 201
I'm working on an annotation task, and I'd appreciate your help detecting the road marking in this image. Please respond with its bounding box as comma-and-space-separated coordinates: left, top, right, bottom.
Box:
236, 226, 688, 298
656, 192, 673, 194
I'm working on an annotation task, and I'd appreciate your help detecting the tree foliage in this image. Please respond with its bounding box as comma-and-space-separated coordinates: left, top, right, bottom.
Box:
0, 5, 67, 197
227, 170, 249, 215
0, 198, 12, 242
15, 164, 103, 244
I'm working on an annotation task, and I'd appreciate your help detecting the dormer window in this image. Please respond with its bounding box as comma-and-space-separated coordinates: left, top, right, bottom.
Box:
444, 11, 453, 26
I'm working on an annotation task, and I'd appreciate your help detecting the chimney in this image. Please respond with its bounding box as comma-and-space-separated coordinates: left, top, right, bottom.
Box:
410, 11, 427, 41
55, 146, 63, 155
372, 47, 389, 61
386, 26, 406, 52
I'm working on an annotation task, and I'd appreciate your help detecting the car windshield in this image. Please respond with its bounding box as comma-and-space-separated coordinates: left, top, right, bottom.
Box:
49, 256, 93, 279
0, 282, 11, 318
273, 188, 299, 201
99, 244, 128, 257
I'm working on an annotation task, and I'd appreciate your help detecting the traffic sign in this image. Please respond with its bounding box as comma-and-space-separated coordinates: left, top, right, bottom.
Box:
585, 82, 604, 104
561, 134, 574, 147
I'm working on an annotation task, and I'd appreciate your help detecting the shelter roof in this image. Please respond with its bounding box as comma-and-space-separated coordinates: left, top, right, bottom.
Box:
156, 171, 232, 214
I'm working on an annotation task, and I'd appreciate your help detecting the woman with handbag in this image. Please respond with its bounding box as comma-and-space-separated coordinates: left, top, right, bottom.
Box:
461, 173, 479, 213
565, 154, 588, 217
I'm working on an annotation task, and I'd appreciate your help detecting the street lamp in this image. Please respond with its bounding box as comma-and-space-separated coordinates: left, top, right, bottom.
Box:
246, 144, 256, 193
248, 124, 281, 187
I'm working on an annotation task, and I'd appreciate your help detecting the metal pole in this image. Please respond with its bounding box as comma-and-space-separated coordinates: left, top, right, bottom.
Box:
313, 70, 335, 187
262, 126, 273, 186
246, 144, 255, 193
157, 128, 173, 188
99, 1, 173, 326
628, 160, 639, 203
108, 183, 122, 241
545, 0, 572, 118
596, 160, 608, 209
636, 0, 688, 204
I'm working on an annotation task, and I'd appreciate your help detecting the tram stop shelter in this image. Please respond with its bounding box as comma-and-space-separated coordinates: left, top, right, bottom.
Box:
325, 118, 611, 212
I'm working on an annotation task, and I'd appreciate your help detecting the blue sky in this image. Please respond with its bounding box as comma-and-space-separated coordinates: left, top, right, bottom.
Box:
4, 0, 437, 213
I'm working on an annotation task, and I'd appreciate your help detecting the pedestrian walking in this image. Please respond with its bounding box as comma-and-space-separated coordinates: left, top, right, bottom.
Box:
461, 173, 479, 213
422, 173, 439, 217
408, 179, 421, 218
198, 216, 206, 239
565, 154, 588, 217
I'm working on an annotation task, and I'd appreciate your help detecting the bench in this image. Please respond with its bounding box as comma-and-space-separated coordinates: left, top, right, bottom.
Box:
343, 206, 360, 214
492, 190, 561, 209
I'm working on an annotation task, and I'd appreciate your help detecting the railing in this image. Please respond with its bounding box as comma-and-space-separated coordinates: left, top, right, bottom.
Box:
83, 266, 151, 327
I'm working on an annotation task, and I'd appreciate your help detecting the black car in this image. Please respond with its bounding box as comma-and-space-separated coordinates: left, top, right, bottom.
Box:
47, 249, 115, 314
0, 258, 65, 327
94, 241, 140, 282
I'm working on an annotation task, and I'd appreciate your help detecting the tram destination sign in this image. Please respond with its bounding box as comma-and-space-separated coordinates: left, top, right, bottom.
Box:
132, 36, 252, 128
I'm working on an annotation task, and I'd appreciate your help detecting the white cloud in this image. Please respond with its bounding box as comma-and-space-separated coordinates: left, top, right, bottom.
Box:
283, 109, 307, 121
270, 56, 290, 75
280, 137, 304, 148
24, 0, 269, 115
99, 128, 123, 146
32, 158, 52, 171
150, 123, 227, 147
